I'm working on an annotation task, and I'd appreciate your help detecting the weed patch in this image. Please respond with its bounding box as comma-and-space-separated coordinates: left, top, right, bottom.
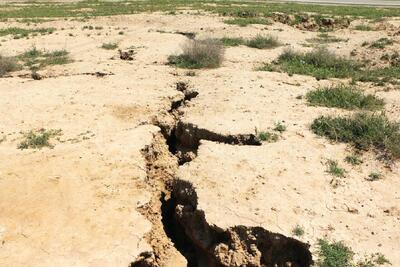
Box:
258, 131, 279, 142
222, 35, 280, 49
17, 47, 72, 70
311, 113, 400, 159
274, 122, 287, 132
259, 48, 362, 80
345, 154, 363, 165
306, 85, 384, 110
292, 225, 305, 237
0, 27, 55, 39
366, 172, 382, 181
220, 37, 245, 47
18, 129, 62, 150
260, 48, 399, 86
358, 253, 391, 267
317, 239, 353, 267
352, 65, 400, 86
326, 159, 346, 177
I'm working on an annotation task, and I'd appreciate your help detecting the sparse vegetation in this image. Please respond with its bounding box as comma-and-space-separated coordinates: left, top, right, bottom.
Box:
0, 27, 55, 39
369, 38, 393, 49
374, 253, 391, 265
221, 37, 245, 47
326, 160, 346, 177
0, 0, 398, 22
260, 48, 362, 80
246, 34, 280, 49
258, 131, 279, 142
358, 253, 391, 267
168, 38, 224, 69
306, 33, 346, 44
353, 65, 400, 86
317, 239, 354, 267
292, 225, 305, 237
274, 122, 287, 132
18, 129, 62, 150
366, 172, 382, 181
311, 113, 400, 159
224, 17, 272, 27
221, 35, 280, 49
306, 85, 384, 110
345, 154, 363, 165
354, 24, 372, 31
0, 54, 19, 77
101, 42, 118, 50
17, 47, 72, 70
260, 48, 399, 86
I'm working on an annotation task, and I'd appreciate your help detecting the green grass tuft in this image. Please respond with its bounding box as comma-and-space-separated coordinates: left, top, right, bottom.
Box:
221, 35, 280, 49
260, 48, 362, 80
220, 37, 245, 47
366, 172, 382, 181
345, 154, 363, 165
311, 113, 400, 159
292, 225, 305, 237
274, 121, 287, 132
18, 129, 62, 150
326, 159, 346, 177
258, 131, 279, 142
306, 85, 384, 110
317, 239, 354, 267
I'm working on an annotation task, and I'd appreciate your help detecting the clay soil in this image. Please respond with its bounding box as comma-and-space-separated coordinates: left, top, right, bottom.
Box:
0, 8, 399, 267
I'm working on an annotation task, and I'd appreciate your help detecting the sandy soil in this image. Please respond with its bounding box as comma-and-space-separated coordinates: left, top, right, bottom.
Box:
0, 11, 399, 267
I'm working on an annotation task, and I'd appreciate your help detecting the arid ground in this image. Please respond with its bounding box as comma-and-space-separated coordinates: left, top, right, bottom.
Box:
0, 1, 399, 267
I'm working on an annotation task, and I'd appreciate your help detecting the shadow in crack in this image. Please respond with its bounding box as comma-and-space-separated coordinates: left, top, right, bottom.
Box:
160, 192, 199, 267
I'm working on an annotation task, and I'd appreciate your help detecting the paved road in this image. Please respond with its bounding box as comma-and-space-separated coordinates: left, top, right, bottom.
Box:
281, 0, 400, 6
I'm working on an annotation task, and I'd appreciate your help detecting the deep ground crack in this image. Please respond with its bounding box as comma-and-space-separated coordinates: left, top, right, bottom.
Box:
131, 81, 313, 267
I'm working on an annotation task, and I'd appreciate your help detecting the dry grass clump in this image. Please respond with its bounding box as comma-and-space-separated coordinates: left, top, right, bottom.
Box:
168, 38, 224, 69
0, 55, 19, 77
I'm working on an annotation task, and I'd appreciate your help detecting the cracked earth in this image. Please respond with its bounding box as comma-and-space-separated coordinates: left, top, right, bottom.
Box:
0, 12, 399, 267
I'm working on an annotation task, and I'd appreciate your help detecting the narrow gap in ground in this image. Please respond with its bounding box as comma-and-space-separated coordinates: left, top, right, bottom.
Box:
160, 192, 199, 267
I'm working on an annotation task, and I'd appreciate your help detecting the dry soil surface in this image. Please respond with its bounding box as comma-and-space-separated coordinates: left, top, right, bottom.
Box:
0, 12, 399, 267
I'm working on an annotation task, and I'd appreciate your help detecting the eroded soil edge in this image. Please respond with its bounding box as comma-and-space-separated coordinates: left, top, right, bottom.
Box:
132, 82, 313, 267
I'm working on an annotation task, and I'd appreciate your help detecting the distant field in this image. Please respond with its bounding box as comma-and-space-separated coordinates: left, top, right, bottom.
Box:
1, 0, 400, 19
